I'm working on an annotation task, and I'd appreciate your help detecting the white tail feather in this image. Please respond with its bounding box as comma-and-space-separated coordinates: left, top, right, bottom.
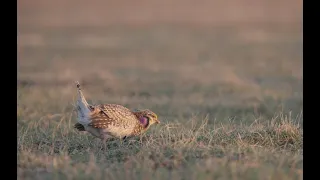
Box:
75, 81, 91, 125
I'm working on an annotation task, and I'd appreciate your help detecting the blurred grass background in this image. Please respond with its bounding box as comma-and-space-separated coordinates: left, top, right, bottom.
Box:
18, 0, 303, 179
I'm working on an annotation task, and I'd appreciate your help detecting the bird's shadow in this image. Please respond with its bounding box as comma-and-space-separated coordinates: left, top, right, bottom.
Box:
102, 136, 150, 149
80, 135, 153, 152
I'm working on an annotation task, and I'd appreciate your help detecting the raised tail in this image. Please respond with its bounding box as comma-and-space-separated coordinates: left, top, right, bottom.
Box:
75, 81, 92, 125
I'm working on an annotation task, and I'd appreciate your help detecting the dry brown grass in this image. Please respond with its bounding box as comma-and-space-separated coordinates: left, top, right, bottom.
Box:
18, 113, 302, 180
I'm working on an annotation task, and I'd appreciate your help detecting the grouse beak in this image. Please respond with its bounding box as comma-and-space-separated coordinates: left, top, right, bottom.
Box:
156, 119, 160, 124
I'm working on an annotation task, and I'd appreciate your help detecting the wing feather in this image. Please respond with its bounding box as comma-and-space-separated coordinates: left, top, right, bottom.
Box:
88, 104, 138, 129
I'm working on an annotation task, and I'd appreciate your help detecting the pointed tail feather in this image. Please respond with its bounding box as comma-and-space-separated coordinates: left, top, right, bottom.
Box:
75, 81, 91, 125
75, 81, 90, 107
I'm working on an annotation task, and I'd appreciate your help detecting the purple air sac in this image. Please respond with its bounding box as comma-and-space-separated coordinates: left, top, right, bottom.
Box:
139, 116, 149, 128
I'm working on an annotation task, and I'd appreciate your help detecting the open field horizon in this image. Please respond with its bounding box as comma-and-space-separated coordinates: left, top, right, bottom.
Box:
18, 0, 303, 179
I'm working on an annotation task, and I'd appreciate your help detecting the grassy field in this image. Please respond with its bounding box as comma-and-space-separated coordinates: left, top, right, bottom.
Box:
18, 1, 302, 179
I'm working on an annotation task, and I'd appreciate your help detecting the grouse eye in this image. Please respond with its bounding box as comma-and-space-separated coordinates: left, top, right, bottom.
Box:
149, 113, 157, 119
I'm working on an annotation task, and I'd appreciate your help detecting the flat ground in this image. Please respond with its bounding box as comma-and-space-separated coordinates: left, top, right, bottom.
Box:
18, 0, 303, 179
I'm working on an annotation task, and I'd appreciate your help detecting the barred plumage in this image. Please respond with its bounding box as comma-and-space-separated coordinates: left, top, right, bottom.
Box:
74, 81, 160, 144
